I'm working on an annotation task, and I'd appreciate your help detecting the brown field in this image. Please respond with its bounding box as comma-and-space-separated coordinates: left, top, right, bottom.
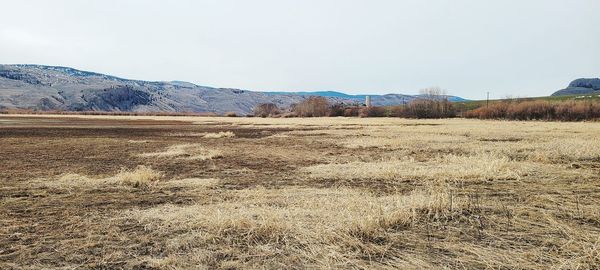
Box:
1, 115, 599, 269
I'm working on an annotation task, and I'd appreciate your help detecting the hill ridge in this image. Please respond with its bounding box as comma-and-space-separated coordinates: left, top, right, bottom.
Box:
552, 78, 600, 96
0, 64, 464, 114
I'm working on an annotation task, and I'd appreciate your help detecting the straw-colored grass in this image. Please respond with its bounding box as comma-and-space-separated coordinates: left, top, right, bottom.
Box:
115, 165, 164, 188
127, 139, 149, 144
163, 178, 220, 189
40, 165, 164, 189
302, 153, 525, 182
124, 186, 467, 269
203, 131, 235, 138
139, 143, 222, 160
4, 115, 600, 269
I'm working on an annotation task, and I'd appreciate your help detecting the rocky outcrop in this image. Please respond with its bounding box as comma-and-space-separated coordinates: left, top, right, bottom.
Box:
552, 78, 600, 96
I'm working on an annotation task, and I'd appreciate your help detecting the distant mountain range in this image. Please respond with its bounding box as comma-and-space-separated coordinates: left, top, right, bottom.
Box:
0, 64, 467, 114
552, 78, 600, 96
266, 91, 467, 102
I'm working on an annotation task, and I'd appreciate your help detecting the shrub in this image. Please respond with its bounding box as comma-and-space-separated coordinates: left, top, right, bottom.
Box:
343, 107, 360, 117
293, 96, 330, 117
253, 103, 280, 118
402, 99, 456, 118
464, 100, 600, 121
390, 87, 457, 118
463, 102, 510, 119
387, 106, 405, 117
555, 102, 600, 121
224, 111, 238, 117
359, 106, 386, 117
328, 104, 346, 117
506, 101, 554, 120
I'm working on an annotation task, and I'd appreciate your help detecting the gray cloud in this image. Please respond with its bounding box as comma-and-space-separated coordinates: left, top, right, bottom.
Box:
1, 0, 598, 99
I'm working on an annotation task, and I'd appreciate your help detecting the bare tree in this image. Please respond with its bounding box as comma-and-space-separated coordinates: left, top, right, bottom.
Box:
293, 96, 330, 117
253, 103, 280, 117
404, 87, 455, 118
419, 87, 446, 100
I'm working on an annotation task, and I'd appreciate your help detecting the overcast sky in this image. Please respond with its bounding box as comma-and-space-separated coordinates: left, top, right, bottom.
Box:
1, 0, 598, 99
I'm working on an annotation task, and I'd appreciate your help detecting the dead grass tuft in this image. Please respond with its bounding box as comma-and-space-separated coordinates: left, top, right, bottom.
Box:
302, 152, 524, 183
203, 131, 235, 138
39, 166, 164, 189
114, 165, 164, 188
139, 143, 223, 160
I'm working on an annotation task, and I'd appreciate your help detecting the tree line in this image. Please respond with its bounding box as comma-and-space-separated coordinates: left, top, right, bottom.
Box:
252, 88, 600, 121
252, 87, 457, 118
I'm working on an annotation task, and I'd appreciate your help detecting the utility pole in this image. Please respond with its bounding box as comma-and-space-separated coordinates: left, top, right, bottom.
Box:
486, 92, 490, 107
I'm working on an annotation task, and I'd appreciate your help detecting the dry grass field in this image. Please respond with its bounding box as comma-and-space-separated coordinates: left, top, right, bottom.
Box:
1, 115, 599, 269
